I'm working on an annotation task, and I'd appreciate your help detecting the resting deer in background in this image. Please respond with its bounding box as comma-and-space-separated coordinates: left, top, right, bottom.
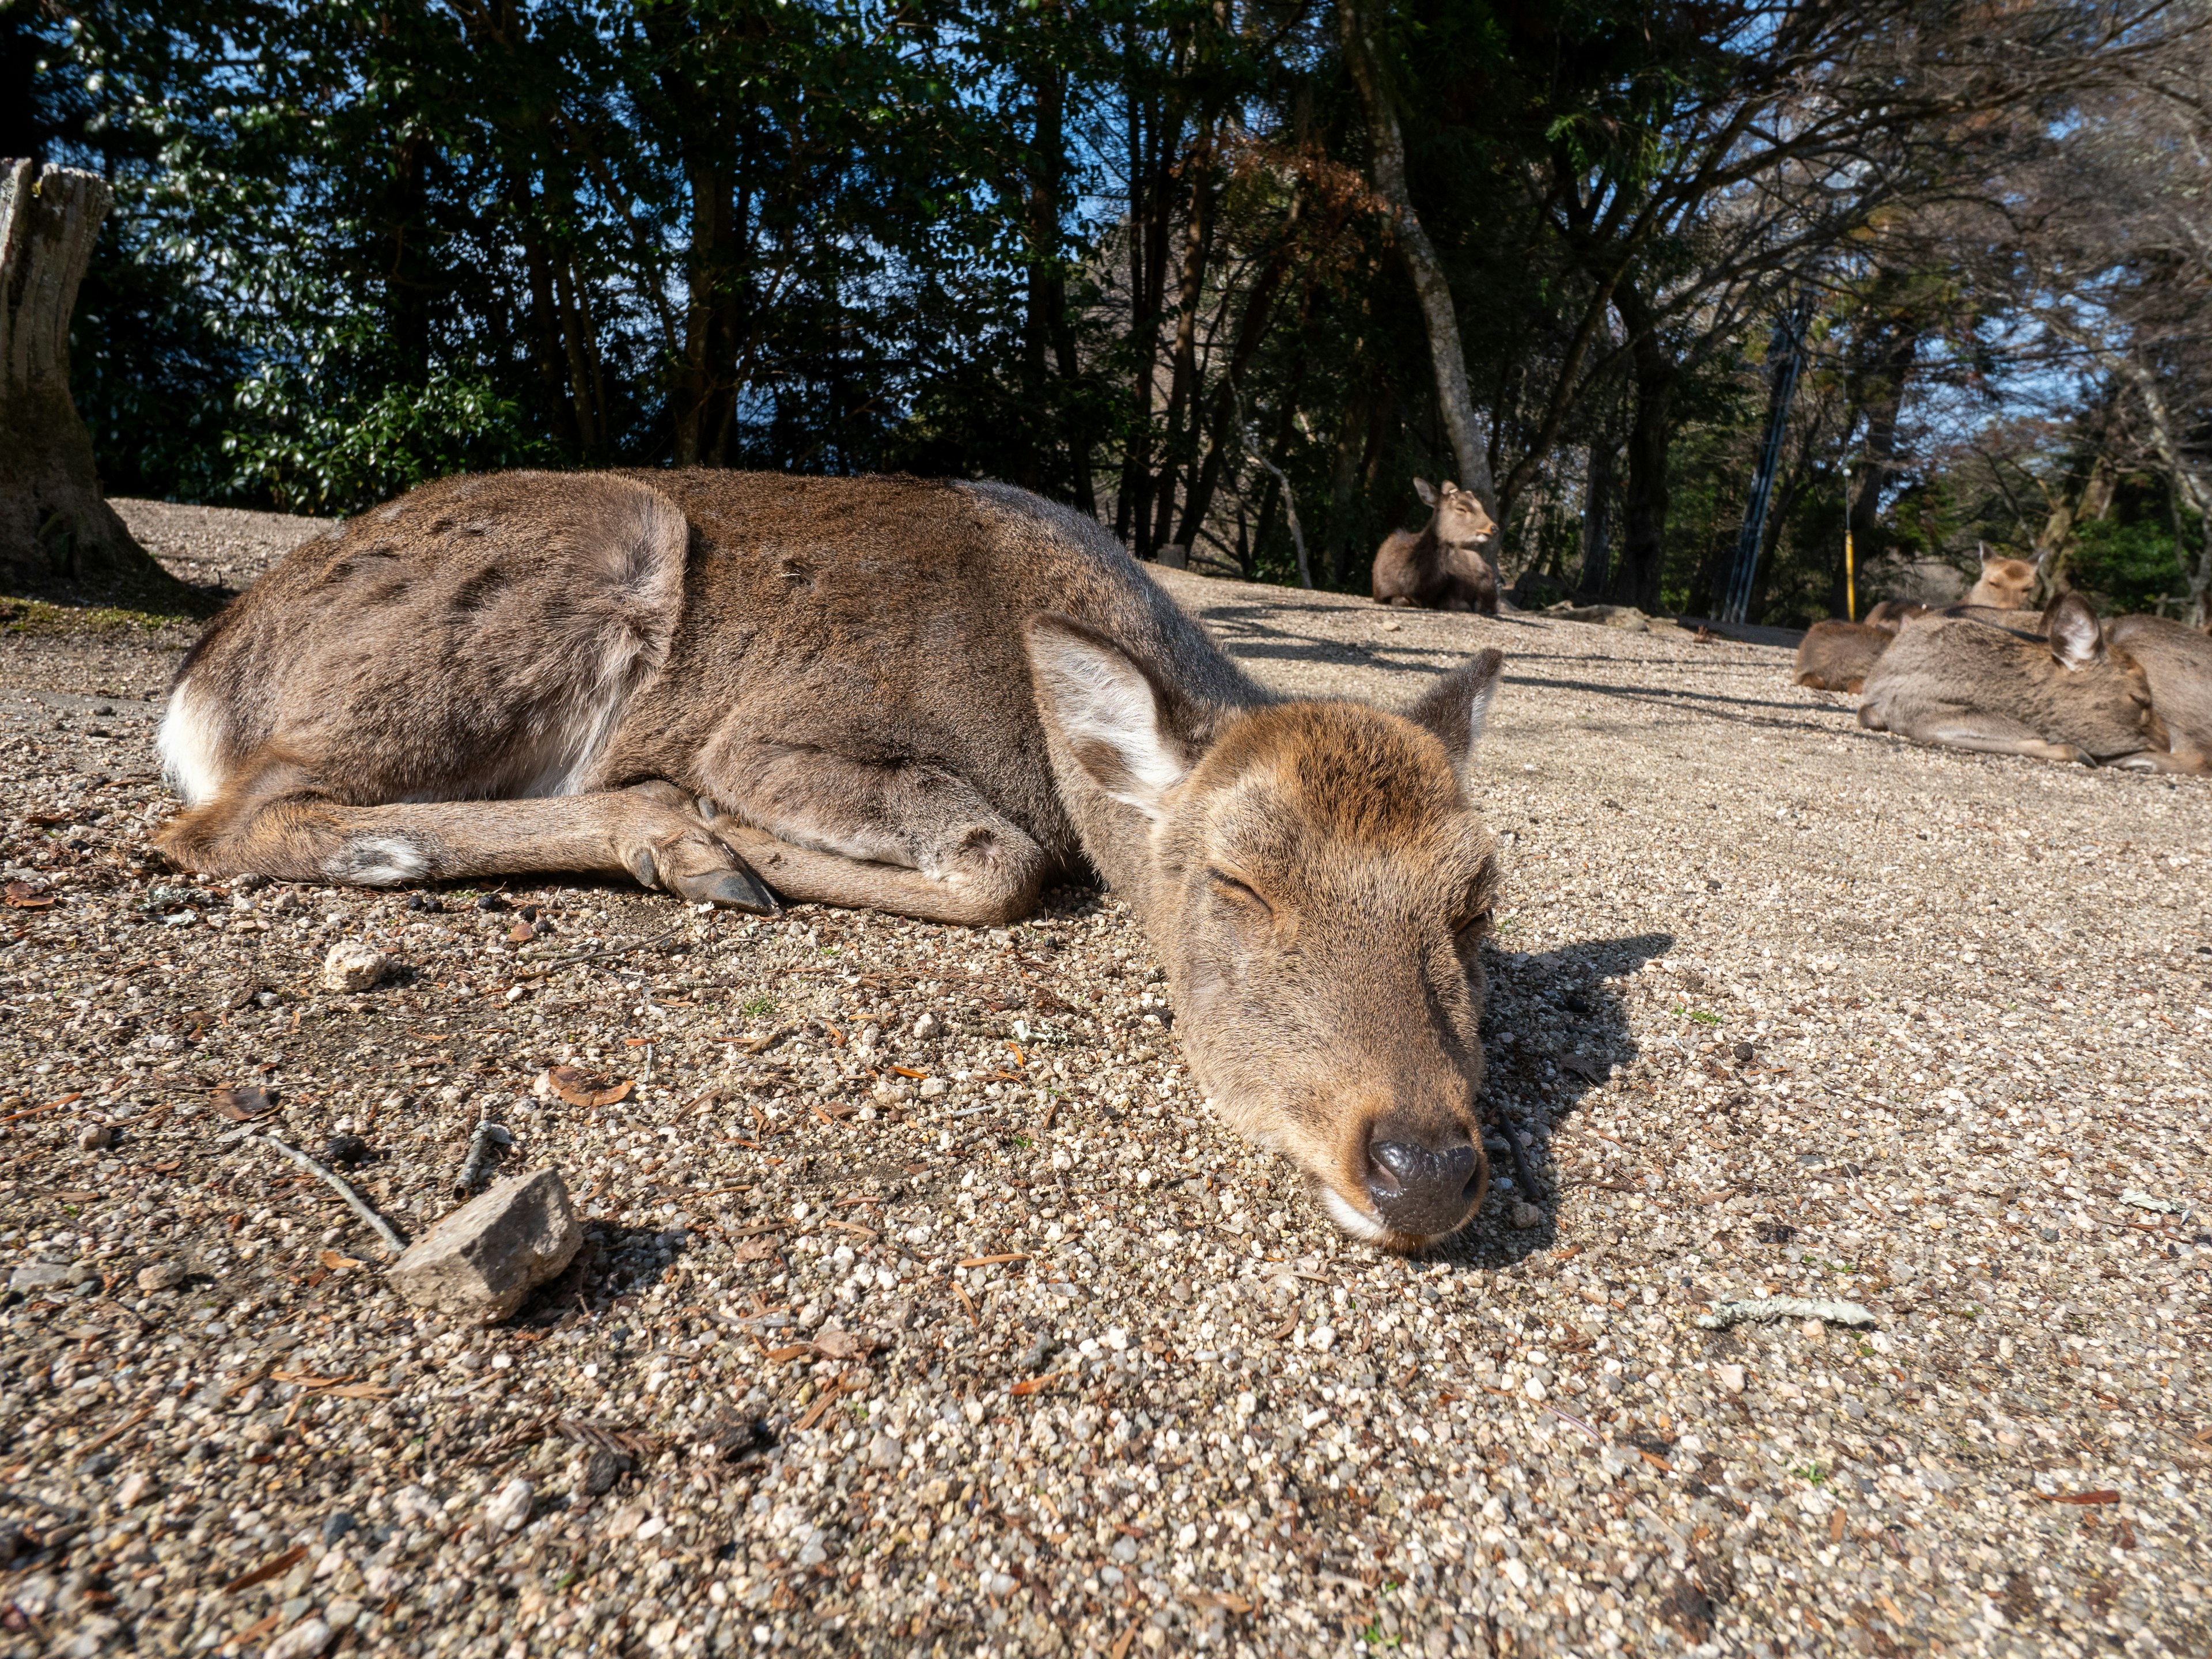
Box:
1963, 543, 2039, 609
1857, 594, 2196, 770
157, 471, 1510, 1250
1373, 479, 1499, 614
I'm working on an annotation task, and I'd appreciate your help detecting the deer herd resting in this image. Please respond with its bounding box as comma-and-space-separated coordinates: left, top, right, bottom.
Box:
149, 469, 2207, 1258
1794, 548, 2212, 773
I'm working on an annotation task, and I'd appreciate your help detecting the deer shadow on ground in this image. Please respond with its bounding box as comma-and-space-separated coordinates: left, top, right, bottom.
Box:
1425, 929, 1676, 1274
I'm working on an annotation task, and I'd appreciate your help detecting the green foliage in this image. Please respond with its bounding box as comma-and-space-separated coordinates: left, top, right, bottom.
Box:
223, 355, 552, 517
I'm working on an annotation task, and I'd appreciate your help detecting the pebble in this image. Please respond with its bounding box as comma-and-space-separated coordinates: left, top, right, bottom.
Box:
1510, 1201, 1542, 1229
482, 1478, 534, 1534
78, 1124, 115, 1150
8, 1262, 70, 1292
136, 1261, 187, 1293
263, 1618, 334, 1659
320, 1511, 357, 1546
388, 1168, 582, 1321
319, 941, 388, 993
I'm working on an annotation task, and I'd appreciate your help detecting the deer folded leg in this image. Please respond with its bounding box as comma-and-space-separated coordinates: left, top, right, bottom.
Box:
156, 775, 779, 911
686, 749, 1047, 926
1914, 716, 2088, 766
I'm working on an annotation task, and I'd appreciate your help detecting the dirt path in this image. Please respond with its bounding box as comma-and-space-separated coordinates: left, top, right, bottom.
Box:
0, 504, 2203, 1658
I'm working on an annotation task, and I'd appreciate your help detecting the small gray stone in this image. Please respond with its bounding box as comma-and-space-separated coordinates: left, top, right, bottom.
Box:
868, 1433, 902, 1471
319, 942, 388, 994
78, 1124, 115, 1151
136, 1261, 187, 1294
388, 1168, 581, 1323
320, 1511, 357, 1546
264, 1618, 334, 1659
9, 1262, 70, 1293
1510, 1202, 1542, 1230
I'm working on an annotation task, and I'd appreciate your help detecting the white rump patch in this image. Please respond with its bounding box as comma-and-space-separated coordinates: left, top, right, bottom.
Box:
157, 680, 225, 805
1316, 1184, 1391, 1244
332, 835, 429, 887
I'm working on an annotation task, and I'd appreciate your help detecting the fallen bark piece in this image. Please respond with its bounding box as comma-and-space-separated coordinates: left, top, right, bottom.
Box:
389, 1168, 582, 1323
1695, 1296, 1876, 1330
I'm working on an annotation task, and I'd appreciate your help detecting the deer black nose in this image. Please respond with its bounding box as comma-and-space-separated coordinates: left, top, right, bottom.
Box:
1365, 1136, 1483, 1238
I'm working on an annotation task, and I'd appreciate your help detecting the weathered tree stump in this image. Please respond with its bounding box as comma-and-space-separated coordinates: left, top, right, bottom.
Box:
1, 158, 185, 600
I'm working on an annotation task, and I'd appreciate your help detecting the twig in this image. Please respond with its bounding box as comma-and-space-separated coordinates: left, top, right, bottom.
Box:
1492, 1116, 1539, 1198
454, 1119, 512, 1198
521, 922, 687, 978
250, 1134, 408, 1259
1694, 1297, 1876, 1331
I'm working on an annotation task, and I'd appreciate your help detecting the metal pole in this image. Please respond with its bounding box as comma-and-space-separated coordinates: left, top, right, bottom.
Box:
1720, 298, 1813, 624
1843, 457, 1857, 622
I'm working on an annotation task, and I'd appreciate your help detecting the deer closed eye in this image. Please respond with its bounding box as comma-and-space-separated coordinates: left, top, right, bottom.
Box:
1210, 871, 1273, 918
1455, 906, 1493, 939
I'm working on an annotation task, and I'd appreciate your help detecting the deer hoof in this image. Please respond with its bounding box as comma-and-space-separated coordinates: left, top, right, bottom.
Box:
672, 863, 782, 915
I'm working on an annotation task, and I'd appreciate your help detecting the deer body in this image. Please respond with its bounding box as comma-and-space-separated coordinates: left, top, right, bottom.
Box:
157, 469, 1509, 1248
1373, 479, 1498, 614
1793, 620, 1892, 692
2106, 613, 2212, 771
1856, 595, 2190, 770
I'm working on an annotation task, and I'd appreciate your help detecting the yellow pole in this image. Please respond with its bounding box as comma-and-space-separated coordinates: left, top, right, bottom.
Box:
1844, 524, 1857, 623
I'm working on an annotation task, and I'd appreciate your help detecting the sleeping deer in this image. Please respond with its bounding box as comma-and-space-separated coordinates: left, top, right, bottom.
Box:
1963, 543, 2038, 610
1373, 479, 1499, 614
157, 471, 1510, 1250
1857, 593, 2195, 770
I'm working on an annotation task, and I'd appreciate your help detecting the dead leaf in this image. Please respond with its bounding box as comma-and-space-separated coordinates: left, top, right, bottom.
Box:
890, 1065, 929, 1080
763, 1344, 815, 1364
507, 921, 535, 945
324, 1383, 397, 1400
811, 1328, 876, 1362
317, 1249, 368, 1271
730, 1236, 781, 1264
3, 880, 54, 910
546, 1066, 631, 1108
957, 1252, 1030, 1268
2029, 1489, 2121, 1505
211, 1085, 276, 1121
54, 1189, 99, 1203
1010, 1372, 1066, 1397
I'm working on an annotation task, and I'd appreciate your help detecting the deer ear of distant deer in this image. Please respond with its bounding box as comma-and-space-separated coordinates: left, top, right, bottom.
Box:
1405, 647, 1506, 782
1024, 614, 1192, 820
2048, 595, 2104, 672
1413, 478, 1439, 508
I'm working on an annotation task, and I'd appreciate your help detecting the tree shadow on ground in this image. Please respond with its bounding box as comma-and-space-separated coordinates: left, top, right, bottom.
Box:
1426, 929, 1676, 1274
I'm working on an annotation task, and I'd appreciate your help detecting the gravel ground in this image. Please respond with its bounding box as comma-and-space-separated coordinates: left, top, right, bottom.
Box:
0, 502, 2205, 1659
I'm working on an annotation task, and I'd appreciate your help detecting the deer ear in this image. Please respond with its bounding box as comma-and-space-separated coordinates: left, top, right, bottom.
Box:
1407, 647, 1504, 779
2047, 594, 2104, 671
1025, 615, 1192, 820
1413, 478, 1438, 508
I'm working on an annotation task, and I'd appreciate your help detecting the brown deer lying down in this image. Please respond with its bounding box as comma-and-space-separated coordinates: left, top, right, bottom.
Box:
157, 470, 1510, 1249
1373, 479, 1498, 613
1791, 601, 1927, 691
1857, 594, 2198, 770
1964, 545, 2039, 609
2106, 613, 2212, 771
1794, 621, 1892, 691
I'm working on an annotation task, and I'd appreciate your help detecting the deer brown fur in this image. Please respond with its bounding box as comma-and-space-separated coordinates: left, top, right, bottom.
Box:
157, 469, 1510, 1249
1857, 593, 2192, 770
1794, 620, 1892, 691
2105, 613, 2212, 772
1372, 479, 1499, 613
1963, 546, 2038, 609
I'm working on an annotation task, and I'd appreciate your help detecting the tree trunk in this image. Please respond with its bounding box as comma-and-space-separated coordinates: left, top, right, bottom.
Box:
1576, 436, 1615, 600
1610, 282, 1675, 613
0, 161, 179, 599
1339, 2, 1492, 516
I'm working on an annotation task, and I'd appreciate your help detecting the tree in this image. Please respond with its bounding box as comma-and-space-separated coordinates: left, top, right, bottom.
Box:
0, 159, 179, 599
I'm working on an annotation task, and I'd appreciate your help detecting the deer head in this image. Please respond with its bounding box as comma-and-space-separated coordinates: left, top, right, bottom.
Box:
1027, 618, 1505, 1251
1414, 479, 1498, 550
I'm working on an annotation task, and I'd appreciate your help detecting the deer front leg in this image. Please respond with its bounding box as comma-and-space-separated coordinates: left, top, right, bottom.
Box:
157, 775, 779, 911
